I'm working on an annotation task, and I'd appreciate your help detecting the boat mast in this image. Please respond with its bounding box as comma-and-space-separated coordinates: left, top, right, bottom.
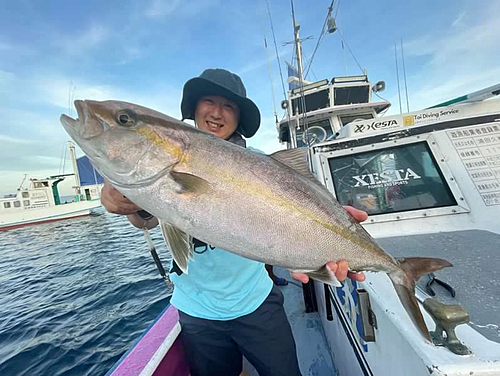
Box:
68, 141, 82, 198
290, 0, 310, 144
293, 25, 304, 86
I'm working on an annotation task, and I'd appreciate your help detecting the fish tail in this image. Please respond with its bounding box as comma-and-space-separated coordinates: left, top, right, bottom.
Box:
388, 257, 452, 341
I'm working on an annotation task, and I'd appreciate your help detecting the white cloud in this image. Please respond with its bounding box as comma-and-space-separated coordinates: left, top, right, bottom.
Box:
392, 4, 499, 110
452, 11, 466, 28
0, 41, 12, 51
0, 135, 37, 144
248, 116, 283, 154
144, 0, 183, 18
0, 70, 15, 86
238, 47, 289, 76
142, 0, 219, 19
55, 24, 110, 56
404, 8, 497, 65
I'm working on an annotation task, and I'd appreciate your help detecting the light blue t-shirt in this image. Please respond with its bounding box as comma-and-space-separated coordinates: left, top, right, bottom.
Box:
170, 244, 273, 320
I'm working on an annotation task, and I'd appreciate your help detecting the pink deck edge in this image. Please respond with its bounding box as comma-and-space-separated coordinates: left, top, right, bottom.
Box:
109, 305, 184, 376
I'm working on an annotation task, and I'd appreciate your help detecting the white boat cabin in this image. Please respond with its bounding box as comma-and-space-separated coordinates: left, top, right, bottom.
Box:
277, 74, 390, 149
0, 176, 71, 213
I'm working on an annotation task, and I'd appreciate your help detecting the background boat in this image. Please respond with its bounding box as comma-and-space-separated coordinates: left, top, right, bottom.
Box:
0, 142, 103, 231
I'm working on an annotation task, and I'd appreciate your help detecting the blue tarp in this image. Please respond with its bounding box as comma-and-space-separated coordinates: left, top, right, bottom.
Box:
77, 156, 104, 186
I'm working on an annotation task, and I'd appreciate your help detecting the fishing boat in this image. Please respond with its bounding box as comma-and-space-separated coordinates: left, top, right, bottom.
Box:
0, 142, 103, 231
104, 81, 500, 376
105, 7, 500, 376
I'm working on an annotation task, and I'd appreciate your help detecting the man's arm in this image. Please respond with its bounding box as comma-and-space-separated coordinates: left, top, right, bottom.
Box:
101, 180, 159, 230
290, 206, 368, 283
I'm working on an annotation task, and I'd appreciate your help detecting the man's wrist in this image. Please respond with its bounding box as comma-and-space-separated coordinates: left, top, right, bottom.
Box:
136, 210, 154, 221
128, 210, 158, 229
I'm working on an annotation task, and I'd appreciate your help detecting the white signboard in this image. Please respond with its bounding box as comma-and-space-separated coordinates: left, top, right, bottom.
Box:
447, 123, 500, 206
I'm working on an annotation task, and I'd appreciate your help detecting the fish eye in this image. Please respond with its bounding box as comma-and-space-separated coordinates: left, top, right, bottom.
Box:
115, 110, 136, 127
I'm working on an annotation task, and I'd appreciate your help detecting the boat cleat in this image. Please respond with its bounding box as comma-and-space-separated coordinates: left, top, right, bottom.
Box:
423, 298, 472, 356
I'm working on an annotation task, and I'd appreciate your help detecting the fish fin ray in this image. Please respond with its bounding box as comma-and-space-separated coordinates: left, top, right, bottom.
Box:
389, 257, 452, 341
160, 221, 192, 274
399, 257, 453, 281
170, 171, 211, 195
270, 148, 318, 182
299, 265, 342, 287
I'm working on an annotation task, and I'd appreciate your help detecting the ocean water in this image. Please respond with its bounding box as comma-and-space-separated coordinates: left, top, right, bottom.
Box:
0, 208, 173, 376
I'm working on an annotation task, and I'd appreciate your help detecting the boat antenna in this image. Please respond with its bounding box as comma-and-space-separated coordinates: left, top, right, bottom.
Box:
335, 10, 364, 75
394, 43, 403, 114
290, 0, 311, 145
258, 2, 278, 123
18, 174, 27, 191
401, 38, 410, 112
303, 0, 337, 80
265, 0, 288, 108
265, 0, 296, 145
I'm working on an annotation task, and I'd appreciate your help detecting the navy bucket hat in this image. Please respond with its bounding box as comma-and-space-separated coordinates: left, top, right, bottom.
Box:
181, 68, 261, 138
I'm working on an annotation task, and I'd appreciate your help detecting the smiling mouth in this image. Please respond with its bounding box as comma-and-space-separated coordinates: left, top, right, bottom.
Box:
206, 120, 223, 131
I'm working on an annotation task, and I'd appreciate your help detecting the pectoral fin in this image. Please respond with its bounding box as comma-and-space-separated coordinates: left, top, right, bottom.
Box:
160, 221, 192, 274
170, 171, 211, 195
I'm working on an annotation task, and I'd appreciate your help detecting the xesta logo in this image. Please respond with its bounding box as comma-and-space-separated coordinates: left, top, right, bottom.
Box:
352, 168, 421, 187
354, 120, 398, 133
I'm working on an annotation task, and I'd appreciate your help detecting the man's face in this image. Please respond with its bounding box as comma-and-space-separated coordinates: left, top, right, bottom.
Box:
195, 95, 240, 140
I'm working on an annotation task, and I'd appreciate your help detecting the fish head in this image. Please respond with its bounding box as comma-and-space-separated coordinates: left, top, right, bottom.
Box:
60, 100, 190, 187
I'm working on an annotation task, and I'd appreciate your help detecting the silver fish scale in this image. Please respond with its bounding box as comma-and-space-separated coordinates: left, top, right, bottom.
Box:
63, 100, 399, 275
60, 100, 452, 342
148, 131, 401, 274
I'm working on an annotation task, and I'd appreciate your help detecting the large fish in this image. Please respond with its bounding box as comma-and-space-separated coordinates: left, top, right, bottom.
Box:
61, 100, 451, 341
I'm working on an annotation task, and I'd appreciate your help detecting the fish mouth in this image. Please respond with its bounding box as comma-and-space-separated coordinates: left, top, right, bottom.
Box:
60, 100, 110, 140
60, 100, 85, 133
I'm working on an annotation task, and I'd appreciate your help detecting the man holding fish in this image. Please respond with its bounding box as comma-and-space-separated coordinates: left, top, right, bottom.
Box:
100, 68, 367, 376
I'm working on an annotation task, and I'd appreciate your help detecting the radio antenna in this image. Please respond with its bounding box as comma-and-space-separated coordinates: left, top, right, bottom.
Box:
394, 43, 402, 114
401, 38, 410, 112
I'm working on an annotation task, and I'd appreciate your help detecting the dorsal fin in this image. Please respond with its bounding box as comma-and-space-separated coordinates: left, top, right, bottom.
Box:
270, 147, 317, 182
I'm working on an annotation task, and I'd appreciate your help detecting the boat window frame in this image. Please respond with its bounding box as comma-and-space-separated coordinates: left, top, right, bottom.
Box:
318, 133, 470, 223
3, 202, 11, 209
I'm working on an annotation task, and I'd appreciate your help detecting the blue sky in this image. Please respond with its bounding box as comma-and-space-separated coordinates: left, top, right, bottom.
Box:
1, 0, 499, 195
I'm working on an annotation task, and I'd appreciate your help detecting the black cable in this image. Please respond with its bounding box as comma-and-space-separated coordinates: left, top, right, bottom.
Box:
304, 0, 336, 79
265, 0, 289, 105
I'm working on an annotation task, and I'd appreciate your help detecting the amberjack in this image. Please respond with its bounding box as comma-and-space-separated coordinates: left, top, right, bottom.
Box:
61, 100, 452, 341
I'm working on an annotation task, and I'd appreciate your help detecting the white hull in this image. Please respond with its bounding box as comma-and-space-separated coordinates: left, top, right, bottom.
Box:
0, 199, 101, 230
308, 100, 500, 375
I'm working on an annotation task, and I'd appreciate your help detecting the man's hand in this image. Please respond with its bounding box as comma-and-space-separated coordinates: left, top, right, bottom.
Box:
101, 180, 141, 215
290, 205, 368, 284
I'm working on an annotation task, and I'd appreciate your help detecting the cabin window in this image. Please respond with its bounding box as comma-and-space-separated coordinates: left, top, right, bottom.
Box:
339, 114, 374, 127
13, 201, 21, 208
334, 85, 370, 105
328, 142, 457, 215
291, 89, 330, 115
23, 200, 30, 206
3, 202, 11, 209
296, 119, 333, 147
22, 191, 29, 198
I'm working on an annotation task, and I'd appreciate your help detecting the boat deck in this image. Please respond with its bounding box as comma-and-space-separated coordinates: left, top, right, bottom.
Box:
378, 229, 500, 344
243, 267, 335, 375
